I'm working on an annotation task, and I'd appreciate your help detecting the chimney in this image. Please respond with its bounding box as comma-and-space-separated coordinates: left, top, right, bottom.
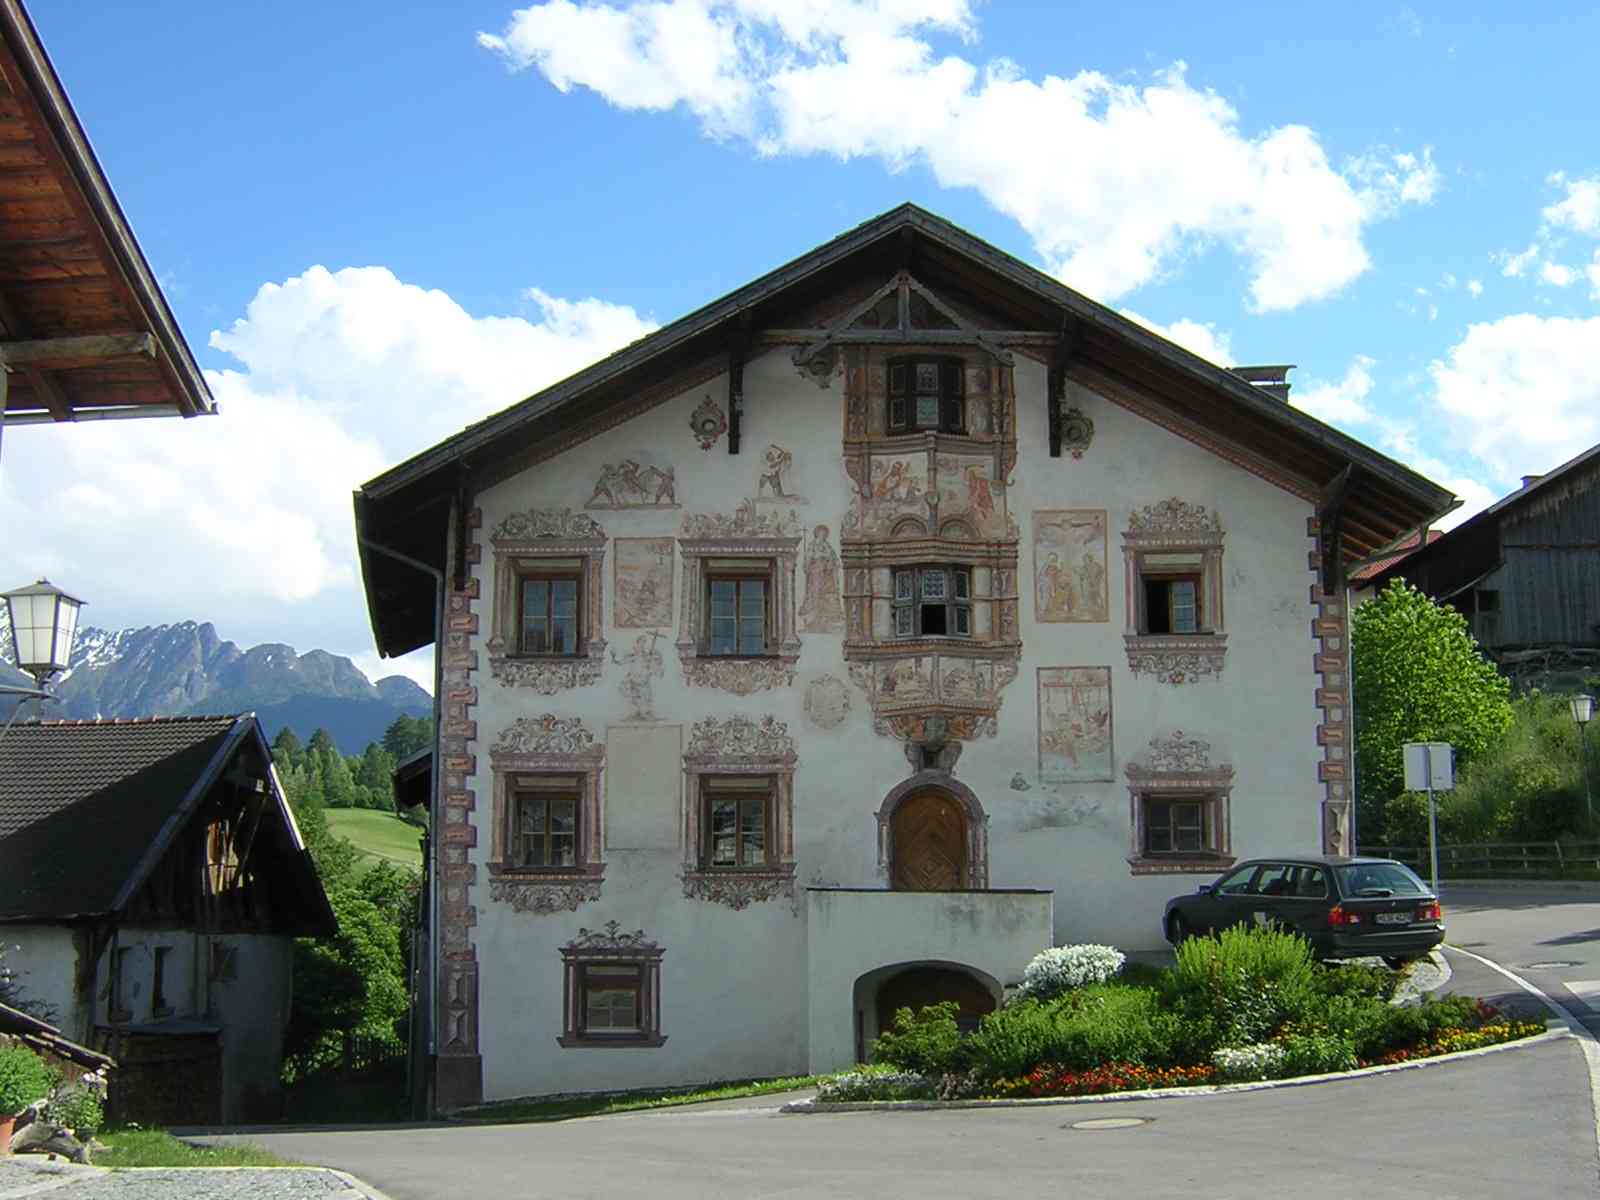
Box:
1230, 364, 1295, 402
1522, 474, 1543, 490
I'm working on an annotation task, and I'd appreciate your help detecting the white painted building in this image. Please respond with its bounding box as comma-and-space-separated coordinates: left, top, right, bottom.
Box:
355, 205, 1453, 1110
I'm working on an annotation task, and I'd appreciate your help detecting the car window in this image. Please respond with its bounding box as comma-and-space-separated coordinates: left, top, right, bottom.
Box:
1215, 865, 1258, 895
1289, 866, 1328, 899
1254, 864, 1291, 897
1335, 862, 1428, 897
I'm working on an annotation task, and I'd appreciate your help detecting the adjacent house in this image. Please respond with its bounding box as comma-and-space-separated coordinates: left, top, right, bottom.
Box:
355, 204, 1454, 1110
0, 715, 335, 1124
1367, 444, 1600, 688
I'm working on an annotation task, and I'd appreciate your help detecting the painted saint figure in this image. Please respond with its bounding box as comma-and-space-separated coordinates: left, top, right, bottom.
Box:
758, 444, 794, 498
611, 632, 665, 721
799, 524, 844, 633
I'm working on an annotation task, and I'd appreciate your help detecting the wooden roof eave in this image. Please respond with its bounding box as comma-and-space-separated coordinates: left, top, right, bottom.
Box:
0, 0, 213, 419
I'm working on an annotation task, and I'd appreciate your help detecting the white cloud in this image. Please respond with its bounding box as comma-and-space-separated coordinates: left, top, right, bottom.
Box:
1500, 243, 1539, 278
1466, 278, 1483, 297
1428, 314, 1600, 482
1588, 250, 1600, 299
1540, 260, 1577, 287
1118, 309, 1233, 365
1440, 272, 1457, 289
0, 268, 656, 677
1291, 356, 1377, 425
1543, 172, 1600, 236
481, 2, 1437, 311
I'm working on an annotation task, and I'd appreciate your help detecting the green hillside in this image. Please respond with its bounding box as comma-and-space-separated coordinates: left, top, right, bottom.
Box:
325, 809, 425, 870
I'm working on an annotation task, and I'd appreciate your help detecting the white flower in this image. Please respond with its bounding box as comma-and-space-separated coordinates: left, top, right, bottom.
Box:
1017, 944, 1126, 1000
1212, 1043, 1286, 1081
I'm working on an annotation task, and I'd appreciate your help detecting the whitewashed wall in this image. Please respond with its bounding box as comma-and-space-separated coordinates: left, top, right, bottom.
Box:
467, 347, 1320, 1101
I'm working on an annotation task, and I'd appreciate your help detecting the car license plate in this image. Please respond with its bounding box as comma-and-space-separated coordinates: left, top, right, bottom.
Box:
1375, 912, 1410, 925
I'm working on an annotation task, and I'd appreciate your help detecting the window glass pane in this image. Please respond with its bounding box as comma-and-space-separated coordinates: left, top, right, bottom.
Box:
890, 396, 907, 428
550, 616, 576, 655
915, 395, 940, 426
890, 364, 906, 394
1147, 824, 1172, 853
710, 799, 737, 865
549, 798, 576, 834
894, 606, 913, 637
738, 618, 765, 655
740, 798, 765, 862
738, 580, 765, 616
586, 988, 639, 1031
522, 580, 549, 621
1216, 865, 1257, 893
915, 362, 939, 391
954, 569, 970, 599
519, 795, 546, 866
921, 570, 947, 600
1171, 580, 1198, 634
953, 606, 971, 635
921, 604, 948, 636
551, 579, 578, 616
710, 580, 737, 617
895, 570, 914, 601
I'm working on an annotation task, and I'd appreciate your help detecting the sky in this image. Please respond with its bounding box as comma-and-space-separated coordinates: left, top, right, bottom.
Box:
3, 0, 1599, 693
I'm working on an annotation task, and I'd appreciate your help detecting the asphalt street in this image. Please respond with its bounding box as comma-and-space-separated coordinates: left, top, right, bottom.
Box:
196, 885, 1600, 1200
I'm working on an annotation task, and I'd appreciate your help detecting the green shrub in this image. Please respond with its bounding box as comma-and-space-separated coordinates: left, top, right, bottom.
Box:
871, 1002, 969, 1076
1313, 962, 1399, 1003
966, 984, 1176, 1080
0, 1044, 53, 1116
49, 1084, 104, 1138
1168, 927, 1317, 1047
1373, 995, 1480, 1055
1278, 1032, 1358, 1075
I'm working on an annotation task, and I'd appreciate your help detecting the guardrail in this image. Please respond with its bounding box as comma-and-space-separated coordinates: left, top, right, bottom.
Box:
1361, 841, 1600, 877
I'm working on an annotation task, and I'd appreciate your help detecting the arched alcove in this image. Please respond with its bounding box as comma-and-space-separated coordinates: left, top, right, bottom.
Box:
851, 959, 1002, 1062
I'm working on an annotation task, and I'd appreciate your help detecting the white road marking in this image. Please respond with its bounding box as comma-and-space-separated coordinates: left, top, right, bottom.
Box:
1564, 980, 1600, 1005
1447, 945, 1600, 1176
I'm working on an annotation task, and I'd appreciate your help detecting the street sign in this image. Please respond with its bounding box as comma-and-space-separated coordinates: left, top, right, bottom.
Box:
1403, 742, 1454, 792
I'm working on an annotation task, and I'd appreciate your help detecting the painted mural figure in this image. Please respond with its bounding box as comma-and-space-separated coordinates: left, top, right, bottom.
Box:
1038, 666, 1113, 782
611, 632, 665, 720
758, 444, 795, 498
614, 538, 675, 628
588, 459, 677, 508
872, 459, 922, 502
799, 524, 845, 633
964, 465, 995, 521
1033, 510, 1109, 623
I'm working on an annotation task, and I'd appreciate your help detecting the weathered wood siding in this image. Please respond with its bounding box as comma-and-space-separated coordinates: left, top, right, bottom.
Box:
1494, 464, 1600, 649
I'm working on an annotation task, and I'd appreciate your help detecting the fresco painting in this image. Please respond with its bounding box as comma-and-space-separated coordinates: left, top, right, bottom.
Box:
1033, 510, 1108, 623
1038, 666, 1113, 783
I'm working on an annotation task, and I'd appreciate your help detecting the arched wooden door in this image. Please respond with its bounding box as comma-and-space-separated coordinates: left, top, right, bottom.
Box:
891, 789, 967, 890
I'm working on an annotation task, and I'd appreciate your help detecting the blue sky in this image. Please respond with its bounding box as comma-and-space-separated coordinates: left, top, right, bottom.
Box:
4, 0, 1599, 689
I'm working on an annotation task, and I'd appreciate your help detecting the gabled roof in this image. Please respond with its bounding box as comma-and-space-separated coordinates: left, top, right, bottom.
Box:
1351, 528, 1443, 583
0, 0, 213, 423
0, 714, 332, 933
1369, 440, 1600, 592
355, 202, 1456, 656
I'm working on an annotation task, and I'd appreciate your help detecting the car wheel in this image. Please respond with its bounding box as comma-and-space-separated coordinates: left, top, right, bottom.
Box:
1166, 912, 1190, 945
1383, 955, 1420, 970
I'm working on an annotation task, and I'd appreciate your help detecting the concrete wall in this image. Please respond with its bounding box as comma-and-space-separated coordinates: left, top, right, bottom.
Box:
3, 925, 81, 1035
459, 342, 1321, 1100
805, 888, 1053, 1074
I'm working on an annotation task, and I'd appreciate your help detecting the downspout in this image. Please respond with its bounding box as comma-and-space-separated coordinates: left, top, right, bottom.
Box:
356, 535, 445, 1079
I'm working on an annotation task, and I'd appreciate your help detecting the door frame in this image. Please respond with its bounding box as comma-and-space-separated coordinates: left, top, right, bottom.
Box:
876, 770, 989, 889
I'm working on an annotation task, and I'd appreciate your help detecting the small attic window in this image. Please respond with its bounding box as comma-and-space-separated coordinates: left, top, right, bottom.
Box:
888, 357, 964, 434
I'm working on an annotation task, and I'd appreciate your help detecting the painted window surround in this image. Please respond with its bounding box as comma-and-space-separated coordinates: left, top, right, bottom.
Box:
1121, 498, 1227, 686
486, 508, 608, 693
1124, 732, 1236, 875
557, 922, 666, 1049
680, 715, 798, 910
487, 716, 606, 915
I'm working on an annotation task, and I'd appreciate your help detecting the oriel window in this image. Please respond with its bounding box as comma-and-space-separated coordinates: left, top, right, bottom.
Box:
887, 356, 964, 433
893, 566, 972, 637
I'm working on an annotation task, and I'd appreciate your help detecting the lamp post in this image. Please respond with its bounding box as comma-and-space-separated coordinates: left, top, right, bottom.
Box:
1572, 694, 1595, 828
1, 578, 85, 740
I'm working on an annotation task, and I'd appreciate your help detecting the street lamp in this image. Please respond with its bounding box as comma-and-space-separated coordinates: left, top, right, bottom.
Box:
1, 579, 84, 743
1572, 694, 1595, 827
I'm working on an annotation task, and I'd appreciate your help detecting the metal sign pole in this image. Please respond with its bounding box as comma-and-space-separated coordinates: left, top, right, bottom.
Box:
1427, 777, 1440, 894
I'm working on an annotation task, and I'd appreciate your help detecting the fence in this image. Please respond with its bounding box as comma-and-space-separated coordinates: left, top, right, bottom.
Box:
1361, 841, 1600, 878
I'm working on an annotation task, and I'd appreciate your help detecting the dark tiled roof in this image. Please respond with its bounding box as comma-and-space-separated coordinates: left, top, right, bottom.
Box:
0, 715, 242, 919
1351, 529, 1442, 582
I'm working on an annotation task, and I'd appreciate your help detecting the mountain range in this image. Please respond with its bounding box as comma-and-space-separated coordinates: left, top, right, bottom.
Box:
0, 622, 431, 755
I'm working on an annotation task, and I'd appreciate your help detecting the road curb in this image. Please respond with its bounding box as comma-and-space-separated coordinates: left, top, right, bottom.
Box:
781, 1027, 1570, 1114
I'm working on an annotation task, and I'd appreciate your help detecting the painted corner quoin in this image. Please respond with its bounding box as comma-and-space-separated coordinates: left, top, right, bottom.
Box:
1309, 514, 1353, 855
1037, 667, 1113, 783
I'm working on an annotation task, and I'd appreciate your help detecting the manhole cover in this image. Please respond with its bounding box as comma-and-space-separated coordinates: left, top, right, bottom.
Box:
1520, 961, 1581, 969
1067, 1117, 1151, 1130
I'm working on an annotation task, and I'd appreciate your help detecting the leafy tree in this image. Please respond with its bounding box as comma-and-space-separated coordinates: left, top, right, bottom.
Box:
284, 889, 409, 1077
1353, 580, 1513, 842
321, 751, 359, 809
307, 727, 339, 759
382, 714, 431, 762
271, 726, 303, 765
357, 744, 397, 810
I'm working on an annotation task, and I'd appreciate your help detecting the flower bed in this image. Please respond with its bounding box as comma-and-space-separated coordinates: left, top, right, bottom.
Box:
816, 930, 1548, 1104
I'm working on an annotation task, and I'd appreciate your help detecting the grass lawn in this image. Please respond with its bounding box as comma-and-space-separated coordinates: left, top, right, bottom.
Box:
325, 808, 424, 869
459, 1075, 821, 1124
97, 1129, 296, 1168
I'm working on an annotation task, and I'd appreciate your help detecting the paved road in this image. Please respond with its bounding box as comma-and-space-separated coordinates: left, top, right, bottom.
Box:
194, 886, 1600, 1199
1441, 883, 1600, 1036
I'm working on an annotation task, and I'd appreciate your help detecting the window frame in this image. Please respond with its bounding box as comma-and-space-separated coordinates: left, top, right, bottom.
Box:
511, 777, 582, 870
1121, 499, 1228, 684
1142, 794, 1209, 857
703, 562, 775, 658
887, 355, 965, 435
108, 946, 131, 1023
700, 775, 777, 871
1125, 734, 1236, 875
151, 946, 173, 1018
675, 511, 803, 692
487, 717, 607, 900
681, 717, 799, 908
892, 564, 974, 640
516, 565, 584, 658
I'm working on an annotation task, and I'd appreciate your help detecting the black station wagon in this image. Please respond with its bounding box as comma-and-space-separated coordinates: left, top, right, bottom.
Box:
1162, 855, 1445, 967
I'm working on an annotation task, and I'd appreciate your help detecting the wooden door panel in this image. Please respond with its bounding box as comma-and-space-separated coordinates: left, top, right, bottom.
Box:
892, 791, 966, 890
